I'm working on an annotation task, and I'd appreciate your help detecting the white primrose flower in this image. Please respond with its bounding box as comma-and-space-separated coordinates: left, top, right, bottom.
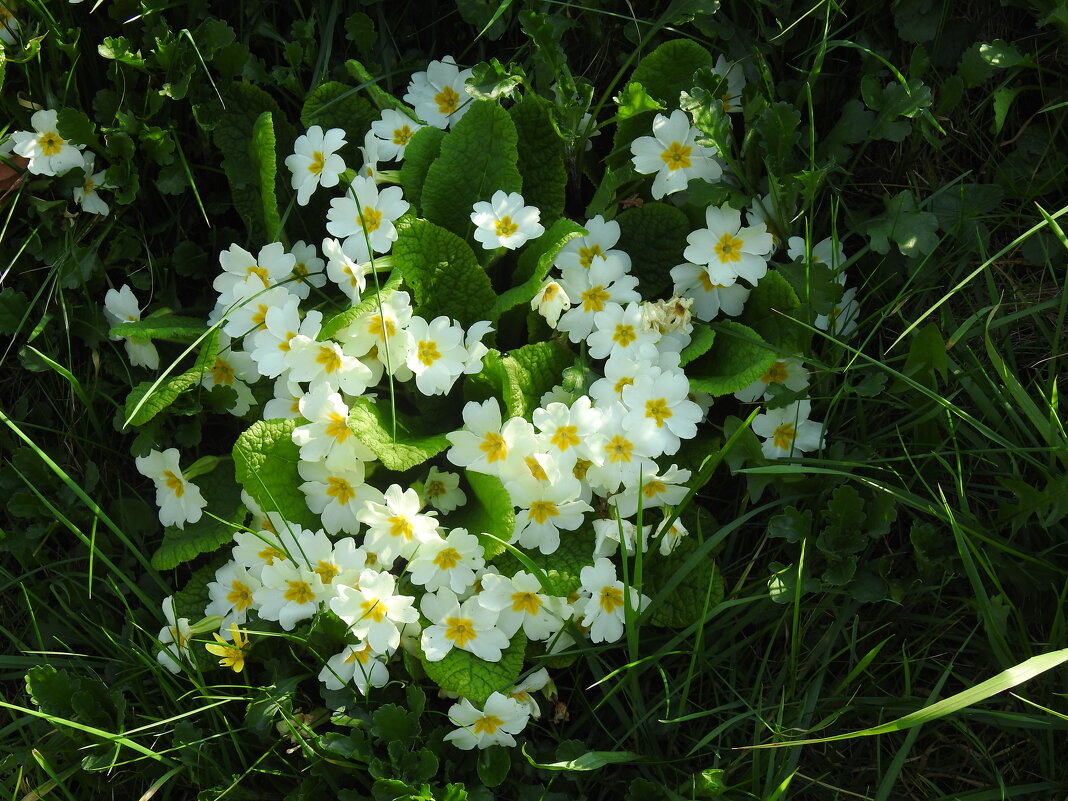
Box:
587, 302, 661, 362
444, 692, 530, 750
322, 236, 372, 303
584, 402, 659, 495
205, 562, 261, 634
445, 398, 538, 478
609, 463, 692, 519
248, 295, 319, 379
478, 571, 568, 642
554, 215, 631, 275
577, 557, 650, 644
787, 235, 848, 284
285, 125, 347, 206
219, 285, 293, 342
506, 468, 592, 556
232, 523, 294, 578
420, 586, 509, 662
287, 240, 327, 299
156, 596, 192, 674
403, 55, 474, 129
470, 190, 545, 251
734, 357, 810, 403
629, 109, 722, 199
135, 448, 207, 530
462, 320, 493, 376
621, 367, 704, 456
356, 484, 440, 567
752, 399, 825, 459
254, 559, 329, 630
655, 513, 689, 556
286, 334, 374, 396
330, 569, 419, 654
200, 334, 259, 416
407, 527, 485, 594
507, 668, 551, 719
72, 152, 111, 215
263, 377, 305, 420
670, 261, 751, 321
532, 395, 603, 471
556, 258, 641, 343
422, 466, 466, 513
405, 315, 471, 396
12, 109, 85, 176
815, 286, 860, 338
215, 242, 297, 309
283, 527, 369, 592
297, 459, 376, 536
588, 351, 656, 409
357, 129, 382, 181
531, 280, 570, 328
336, 290, 414, 380
710, 54, 747, 114
592, 517, 652, 560
319, 641, 391, 695
292, 383, 376, 468
370, 109, 424, 161
683, 203, 774, 288
326, 175, 409, 255
103, 284, 160, 370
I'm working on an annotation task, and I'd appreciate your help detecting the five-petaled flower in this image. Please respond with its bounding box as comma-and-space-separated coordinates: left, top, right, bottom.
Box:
630, 109, 722, 199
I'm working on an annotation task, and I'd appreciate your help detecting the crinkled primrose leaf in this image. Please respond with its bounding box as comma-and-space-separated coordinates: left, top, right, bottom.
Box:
233, 418, 320, 529
124, 329, 220, 427
616, 202, 691, 299
300, 80, 376, 136
686, 321, 779, 397
109, 314, 208, 343
420, 629, 526, 707
347, 396, 450, 472
250, 111, 282, 243
645, 535, 724, 628
739, 269, 803, 352
510, 93, 566, 225
450, 471, 515, 559
494, 217, 587, 318
398, 126, 446, 214
318, 270, 403, 341
467, 341, 575, 420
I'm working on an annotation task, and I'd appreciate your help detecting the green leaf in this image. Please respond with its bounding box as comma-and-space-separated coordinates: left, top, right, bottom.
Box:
818, 99, 874, 163
300, 81, 376, 138
816, 485, 867, 556
861, 77, 933, 142
232, 418, 319, 529
686, 321, 779, 397
468, 341, 575, 419
739, 269, 803, 351
495, 528, 595, 598
456, 0, 514, 39
398, 126, 446, 214
250, 111, 282, 243
421, 100, 522, 242
752, 101, 801, 171
26, 666, 122, 730
151, 466, 245, 569
510, 93, 566, 225
768, 507, 811, 543
679, 324, 715, 367
319, 270, 403, 340
524, 748, 643, 771
477, 745, 511, 788
895, 323, 948, 390
494, 218, 586, 318
0, 288, 30, 336
98, 35, 145, 68
344, 60, 415, 115
421, 629, 526, 706
645, 535, 724, 628
347, 396, 449, 472
468, 58, 526, 99
863, 190, 940, 257
980, 39, 1026, 69
343, 15, 376, 57
391, 218, 497, 326
109, 315, 208, 343
56, 108, 101, 150
124, 330, 220, 427
615, 202, 690, 299
371, 703, 420, 742
451, 471, 515, 559
615, 81, 665, 120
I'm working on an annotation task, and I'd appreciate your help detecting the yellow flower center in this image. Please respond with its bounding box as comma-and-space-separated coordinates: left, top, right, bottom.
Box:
479, 432, 507, 463
417, 340, 441, 366
426, 479, 445, 498
660, 141, 692, 171
344, 643, 373, 664
83, 177, 96, 194
246, 264, 270, 287
163, 470, 185, 498
698, 271, 728, 292
388, 515, 414, 541
359, 207, 383, 234
259, 545, 285, 564
525, 456, 549, 481
293, 262, 309, 278
528, 500, 559, 525
573, 458, 592, 480
393, 125, 414, 145
581, 286, 610, 313
445, 616, 477, 646
599, 585, 625, 613
251, 304, 270, 328
211, 358, 235, 386
642, 479, 667, 499
612, 324, 636, 347
308, 151, 326, 175
606, 435, 633, 463
326, 476, 356, 504
317, 345, 342, 373
494, 216, 519, 238
315, 560, 340, 584
325, 411, 351, 443
714, 233, 744, 264
511, 591, 542, 615
435, 85, 460, 115
579, 244, 603, 269
645, 398, 673, 427
541, 283, 559, 301
614, 376, 634, 394
433, 547, 462, 569
361, 598, 387, 623
278, 332, 295, 352
473, 714, 504, 735
38, 132, 65, 157
284, 581, 315, 605
368, 315, 396, 339
772, 422, 796, 451
550, 425, 579, 451
227, 581, 254, 611
761, 361, 788, 384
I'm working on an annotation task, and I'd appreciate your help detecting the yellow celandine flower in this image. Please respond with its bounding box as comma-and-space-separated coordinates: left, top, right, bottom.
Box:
205, 624, 251, 673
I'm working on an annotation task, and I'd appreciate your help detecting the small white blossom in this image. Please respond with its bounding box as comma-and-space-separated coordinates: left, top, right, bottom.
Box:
470, 190, 544, 251
285, 125, 347, 206
134, 448, 207, 530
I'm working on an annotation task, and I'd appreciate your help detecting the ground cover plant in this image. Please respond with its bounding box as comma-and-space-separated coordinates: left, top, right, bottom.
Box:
2, 1, 1067, 799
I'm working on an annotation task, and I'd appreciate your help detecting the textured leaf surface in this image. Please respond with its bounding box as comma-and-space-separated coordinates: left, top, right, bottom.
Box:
250, 111, 281, 242
26, 666, 122, 730
151, 467, 245, 569
739, 270, 803, 351
109, 315, 208, 343
398, 126, 446, 214
510, 93, 566, 225
348, 396, 449, 472
646, 535, 724, 628
451, 471, 515, 559
494, 218, 587, 318
494, 528, 595, 598
679, 324, 715, 366
391, 218, 496, 326
300, 81, 376, 138
616, 202, 690, 299
469, 341, 575, 419
687, 321, 778, 397
863, 190, 940, 256
319, 270, 403, 340
124, 330, 219, 427
421, 100, 521, 242
420, 630, 526, 706
233, 418, 319, 528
